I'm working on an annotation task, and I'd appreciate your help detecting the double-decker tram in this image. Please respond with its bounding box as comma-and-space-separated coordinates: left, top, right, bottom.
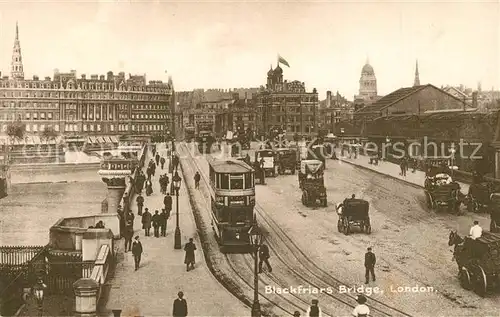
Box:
209, 159, 255, 251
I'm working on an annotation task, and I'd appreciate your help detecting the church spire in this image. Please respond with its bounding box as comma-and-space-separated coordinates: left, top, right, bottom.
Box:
11, 21, 24, 80
413, 59, 420, 86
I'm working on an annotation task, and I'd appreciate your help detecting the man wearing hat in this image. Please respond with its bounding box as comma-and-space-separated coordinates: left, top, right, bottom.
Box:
305, 299, 322, 316
172, 291, 188, 317
131, 236, 143, 271
364, 247, 376, 284
352, 294, 370, 316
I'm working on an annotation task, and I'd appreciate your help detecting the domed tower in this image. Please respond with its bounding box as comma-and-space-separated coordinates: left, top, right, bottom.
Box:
358, 59, 377, 100
273, 64, 283, 84
266, 65, 274, 89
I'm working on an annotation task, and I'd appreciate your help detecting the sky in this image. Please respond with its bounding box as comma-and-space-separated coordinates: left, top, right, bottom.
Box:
0, 0, 498, 100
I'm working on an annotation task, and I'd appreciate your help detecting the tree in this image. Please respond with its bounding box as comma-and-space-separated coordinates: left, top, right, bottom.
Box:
41, 126, 58, 141
6, 120, 26, 140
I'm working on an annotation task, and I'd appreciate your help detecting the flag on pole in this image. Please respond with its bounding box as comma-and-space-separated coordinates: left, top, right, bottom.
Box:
277, 54, 290, 67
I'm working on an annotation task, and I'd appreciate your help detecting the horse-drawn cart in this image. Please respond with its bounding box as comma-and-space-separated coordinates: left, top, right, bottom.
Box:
337, 199, 371, 235
449, 231, 500, 297
424, 163, 462, 213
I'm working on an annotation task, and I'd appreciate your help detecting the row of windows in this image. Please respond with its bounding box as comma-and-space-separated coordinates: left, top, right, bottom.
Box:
131, 113, 168, 120
271, 125, 315, 133
195, 115, 215, 120
25, 112, 55, 120
275, 115, 315, 123
233, 115, 254, 121
0, 100, 169, 110
212, 173, 254, 190
262, 96, 318, 103
0, 122, 169, 134
0, 90, 169, 101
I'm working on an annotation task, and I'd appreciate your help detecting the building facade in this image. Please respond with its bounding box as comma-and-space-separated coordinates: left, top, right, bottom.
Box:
256, 64, 319, 138
216, 93, 257, 134
0, 24, 173, 138
319, 90, 354, 132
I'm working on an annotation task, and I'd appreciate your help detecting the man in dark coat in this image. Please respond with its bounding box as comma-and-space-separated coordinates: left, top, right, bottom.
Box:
160, 156, 166, 169
146, 166, 152, 181
194, 172, 201, 189
164, 193, 173, 214
152, 210, 161, 238
364, 247, 376, 284
172, 291, 187, 317
184, 238, 197, 271
141, 208, 152, 236
258, 243, 272, 273
160, 209, 168, 237
136, 193, 144, 216
155, 153, 160, 166
306, 299, 322, 317
123, 225, 134, 252
132, 236, 143, 271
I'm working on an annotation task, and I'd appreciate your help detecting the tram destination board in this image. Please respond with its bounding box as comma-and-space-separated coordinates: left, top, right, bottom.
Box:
229, 196, 246, 206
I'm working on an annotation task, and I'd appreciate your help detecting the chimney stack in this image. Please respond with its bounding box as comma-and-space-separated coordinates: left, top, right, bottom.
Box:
326, 91, 332, 108
472, 91, 478, 108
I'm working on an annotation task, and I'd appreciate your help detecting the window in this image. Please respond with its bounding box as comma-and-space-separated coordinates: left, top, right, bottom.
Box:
33, 124, 38, 132
230, 174, 244, 189
220, 174, 229, 189
48, 112, 52, 120
110, 125, 114, 131
83, 125, 87, 132
25, 125, 30, 132
245, 172, 253, 188
54, 125, 59, 132
40, 124, 45, 131
90, 125, 94, 131
25, 113, 30, 120
40, 113, 45, 120
97, 125, 101, 131
33, 113, 38, 120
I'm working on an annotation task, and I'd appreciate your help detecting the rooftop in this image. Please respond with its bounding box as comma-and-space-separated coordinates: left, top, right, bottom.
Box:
209, 159, 254, 173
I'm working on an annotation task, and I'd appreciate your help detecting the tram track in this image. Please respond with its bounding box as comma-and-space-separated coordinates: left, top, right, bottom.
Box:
182, 142, 414, 317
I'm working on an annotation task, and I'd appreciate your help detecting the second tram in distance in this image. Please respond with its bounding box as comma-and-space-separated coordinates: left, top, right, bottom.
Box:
209, 159, 255, 251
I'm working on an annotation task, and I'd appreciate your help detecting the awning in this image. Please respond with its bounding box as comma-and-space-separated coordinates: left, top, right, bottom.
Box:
32, 136, 41, 145
97, 137, 106, 144
88, 136, 97, 144
110, 136, 119, 143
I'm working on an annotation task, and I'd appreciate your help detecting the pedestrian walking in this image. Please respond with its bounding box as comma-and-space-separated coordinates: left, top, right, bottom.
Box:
142, 208, 152, 236
258, 243, 272, 273
172, 291, 188, 317
136, 193, 144, 216
160, 156, 166, 169
364, 247, 376, 284
160, 209, 168, 236
145, 179, 153, 196
155, 153, 160, 166
131, 236, 143, 271
123, 225, 133, 252
126, 211, 134, 231
184, 238, 197, 271
306, 299, 322, 317
152, 210, 161, 238
194, 172, 201, 189
164, 193, 173, 214
352, 294, 370, 316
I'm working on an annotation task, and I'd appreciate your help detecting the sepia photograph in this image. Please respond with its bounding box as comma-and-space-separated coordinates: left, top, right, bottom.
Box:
0, 0, 499, 316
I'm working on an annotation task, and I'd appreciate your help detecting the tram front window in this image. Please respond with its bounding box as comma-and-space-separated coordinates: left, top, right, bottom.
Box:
230, 175, 244, 189
220, 174, 229, 189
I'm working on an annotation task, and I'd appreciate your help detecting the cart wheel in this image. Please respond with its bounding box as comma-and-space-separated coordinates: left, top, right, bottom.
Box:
337, 219, 342, 232
490, 219, 499, 233
366, 224, 372, 234
459, 267, 472, 290
472, 265, 488, 297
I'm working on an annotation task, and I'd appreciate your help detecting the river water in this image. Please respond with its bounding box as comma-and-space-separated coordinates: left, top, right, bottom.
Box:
0, 172, 106, 246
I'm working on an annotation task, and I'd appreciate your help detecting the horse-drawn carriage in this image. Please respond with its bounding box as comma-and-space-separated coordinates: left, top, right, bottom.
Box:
424, 161, 462, 213
466, 175, 500, 213
298, 160, 327, 207
449, 230, 500, 297
336, 199, 371, 235
276, 148, 297, 175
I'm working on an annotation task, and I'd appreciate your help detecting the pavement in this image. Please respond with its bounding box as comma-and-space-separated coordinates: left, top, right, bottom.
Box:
102, 143, 247, 317
335, 150, 470, 193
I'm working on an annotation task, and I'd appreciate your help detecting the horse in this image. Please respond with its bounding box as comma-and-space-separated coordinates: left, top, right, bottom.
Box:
448, 230, 464, 270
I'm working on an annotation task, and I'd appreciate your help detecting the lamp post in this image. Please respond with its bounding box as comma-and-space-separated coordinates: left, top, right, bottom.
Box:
173, 171, 182, 249
449, 143, 456, 177
248, 223, 264, 317
385, 136, 391, 161
340, 128, 345, 156
32, 279, 47, 317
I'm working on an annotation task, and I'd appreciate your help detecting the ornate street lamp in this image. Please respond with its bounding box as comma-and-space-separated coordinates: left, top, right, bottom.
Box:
32, 279, 47, 317
248, 223, 264, 317
173, 171, 182, 249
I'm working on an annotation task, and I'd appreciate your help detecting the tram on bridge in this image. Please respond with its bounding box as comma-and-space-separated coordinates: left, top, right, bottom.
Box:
196, 124, 216, 154
209, 159, 255, 250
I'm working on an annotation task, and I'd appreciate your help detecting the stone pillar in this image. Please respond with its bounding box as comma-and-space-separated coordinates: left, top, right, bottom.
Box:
73, 278, 99, 317
102, 178, 126, 214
